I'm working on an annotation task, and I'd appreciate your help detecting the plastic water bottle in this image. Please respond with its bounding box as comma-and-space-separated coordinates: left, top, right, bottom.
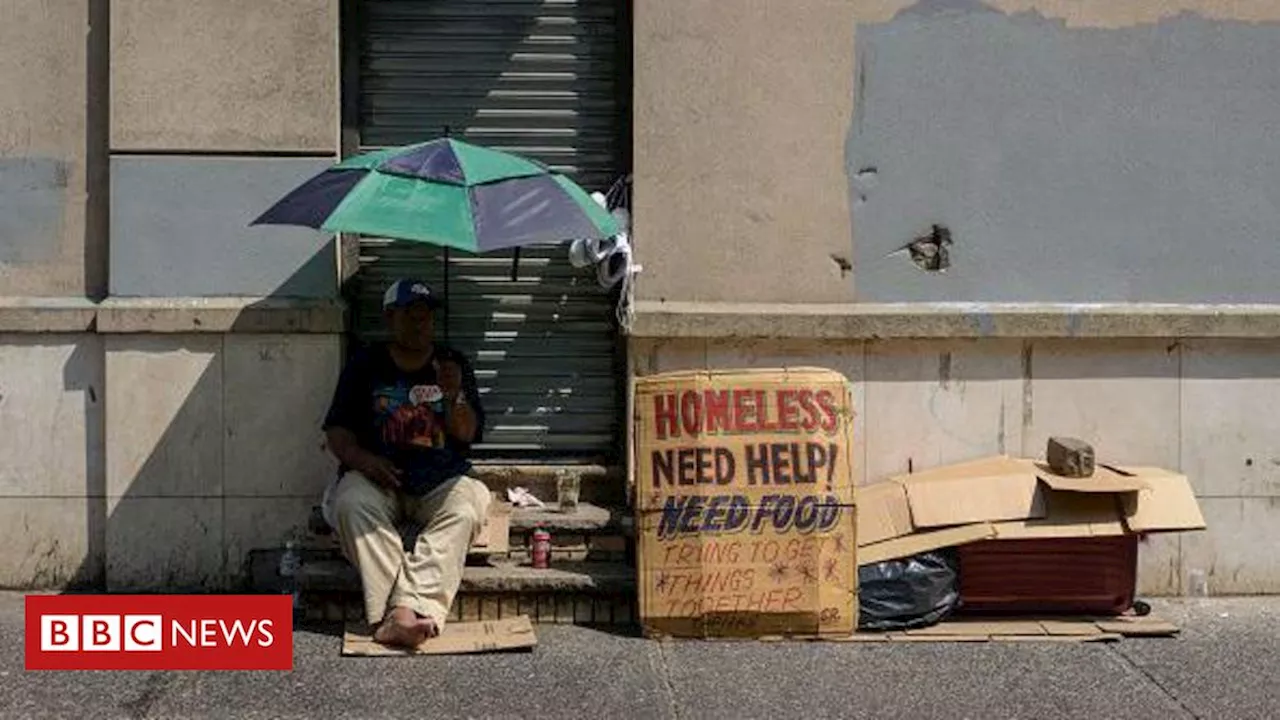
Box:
1187, 568, 1209, 598
279, 541, 302, 612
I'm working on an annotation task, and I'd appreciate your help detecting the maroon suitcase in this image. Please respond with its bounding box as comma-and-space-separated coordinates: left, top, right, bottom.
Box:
956, 535, 1138, 616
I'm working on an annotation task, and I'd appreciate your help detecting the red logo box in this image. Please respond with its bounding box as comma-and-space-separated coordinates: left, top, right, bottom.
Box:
25, 595, 293, 671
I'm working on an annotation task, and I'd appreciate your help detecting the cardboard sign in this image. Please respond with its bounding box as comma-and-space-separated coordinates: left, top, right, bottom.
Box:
634, 368, 858, 638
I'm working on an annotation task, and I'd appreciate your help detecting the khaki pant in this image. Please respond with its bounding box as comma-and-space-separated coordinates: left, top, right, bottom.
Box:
329, 471, 491, 628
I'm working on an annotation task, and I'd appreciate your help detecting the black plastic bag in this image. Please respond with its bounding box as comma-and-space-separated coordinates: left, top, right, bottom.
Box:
857, 549, 960, 631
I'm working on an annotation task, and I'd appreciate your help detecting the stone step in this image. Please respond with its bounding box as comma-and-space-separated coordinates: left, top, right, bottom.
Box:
299, 589, 636, 627
309, 501, 632, 538
283, 557, 637, 627
509, 502, 633, 534
470, 463, 625, 507
298, 558, 635, 595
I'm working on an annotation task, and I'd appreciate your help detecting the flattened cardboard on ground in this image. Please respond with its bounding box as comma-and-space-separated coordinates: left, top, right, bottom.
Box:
862, 615, 1178, 642
634, 368, 859, 639
856, 455, 1206, 561
341, 615, 536, 656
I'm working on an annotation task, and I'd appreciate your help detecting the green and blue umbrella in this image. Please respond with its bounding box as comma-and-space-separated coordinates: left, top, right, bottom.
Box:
251, 138, 619, 251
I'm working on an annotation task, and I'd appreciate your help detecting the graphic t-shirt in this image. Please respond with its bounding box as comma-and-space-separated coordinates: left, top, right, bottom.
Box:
323, 343, 485, 497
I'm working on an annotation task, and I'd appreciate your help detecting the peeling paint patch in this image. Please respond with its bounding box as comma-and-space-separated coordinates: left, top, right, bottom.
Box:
847, 6, 1280, 302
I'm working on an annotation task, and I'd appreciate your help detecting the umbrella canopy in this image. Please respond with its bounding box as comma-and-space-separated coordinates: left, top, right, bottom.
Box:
251, 138, 619, 252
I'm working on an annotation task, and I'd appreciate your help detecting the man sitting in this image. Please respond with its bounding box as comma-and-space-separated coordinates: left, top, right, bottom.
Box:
321, 278, 490, 647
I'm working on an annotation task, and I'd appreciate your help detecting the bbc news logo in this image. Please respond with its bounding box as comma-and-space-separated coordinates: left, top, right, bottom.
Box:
26, 595, 292, 671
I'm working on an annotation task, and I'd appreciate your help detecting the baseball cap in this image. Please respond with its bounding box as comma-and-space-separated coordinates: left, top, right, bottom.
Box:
383, 278, 444, 310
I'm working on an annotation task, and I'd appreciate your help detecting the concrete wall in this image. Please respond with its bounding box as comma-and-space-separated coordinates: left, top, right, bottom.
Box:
849, 5, 1280, 302
0, 331, 340, 590
103, 334, 339, 590
632, 0, 1280, 303
111, 0, 338, 152
0, 0, 95, 298
110, 157, 337, 298
0, 0, 345, 591
632, 0, 859, 304
108, 0, 341, 298
633, 336, 1280, 596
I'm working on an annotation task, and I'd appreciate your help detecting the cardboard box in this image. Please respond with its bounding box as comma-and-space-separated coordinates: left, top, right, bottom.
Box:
857, 455, 1205, 564
635, 368, 858, 638
471, 494, 512, 554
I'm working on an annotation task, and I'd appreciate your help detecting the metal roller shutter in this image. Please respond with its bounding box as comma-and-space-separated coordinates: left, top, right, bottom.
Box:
352, 0, 627, 462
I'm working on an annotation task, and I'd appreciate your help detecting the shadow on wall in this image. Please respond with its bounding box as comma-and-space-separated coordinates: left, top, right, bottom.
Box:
60, 176, 342, 591
59, 0, 628, 593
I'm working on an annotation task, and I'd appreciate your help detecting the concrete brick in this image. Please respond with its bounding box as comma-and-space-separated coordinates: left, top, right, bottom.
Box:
1046, 436, 1095, 478
0, 0, 91, 297
105, 496, 224, 591
500, 595, 519, 620
574, 598, 593, 623
223, 335, 341, 496
105, 335, 223, 497
111, 0, 337, 152
223, 497, 316, 584
109, 157, 337, 298
556, 597, 575, 624
518, 595, 535, 619
481, 597, 500, 621
324, 599, 344, 623
461, 597, 481, 622
590, 536, 629, 554
705, 339, 867, 486
537, 595, 555, 623
0, 497, 100, 588
614, 598, 634, 625
1180, 340, 1280, 498
865, 339, 1021, 483
0, 335, 103, 497
593, 598, 612, 624
304, 599, 325, 622
1025, 340, 1180, 466
1182, 497, 1280, 595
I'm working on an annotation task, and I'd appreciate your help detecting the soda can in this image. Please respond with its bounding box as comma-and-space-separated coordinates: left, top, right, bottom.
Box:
531, 527, 551, 569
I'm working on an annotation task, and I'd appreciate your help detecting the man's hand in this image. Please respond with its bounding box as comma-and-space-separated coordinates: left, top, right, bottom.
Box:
353, 451, 402, 491
434, 357, 478, 444
435, 358, 464, 401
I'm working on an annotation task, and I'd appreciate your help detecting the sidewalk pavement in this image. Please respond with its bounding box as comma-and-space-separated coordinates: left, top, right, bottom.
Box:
1, 593, 1275, 719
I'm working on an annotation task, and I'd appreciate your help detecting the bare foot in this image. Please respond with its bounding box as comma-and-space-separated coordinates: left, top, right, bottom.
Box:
415, 616, 440, 639
373, 606, 427, 648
